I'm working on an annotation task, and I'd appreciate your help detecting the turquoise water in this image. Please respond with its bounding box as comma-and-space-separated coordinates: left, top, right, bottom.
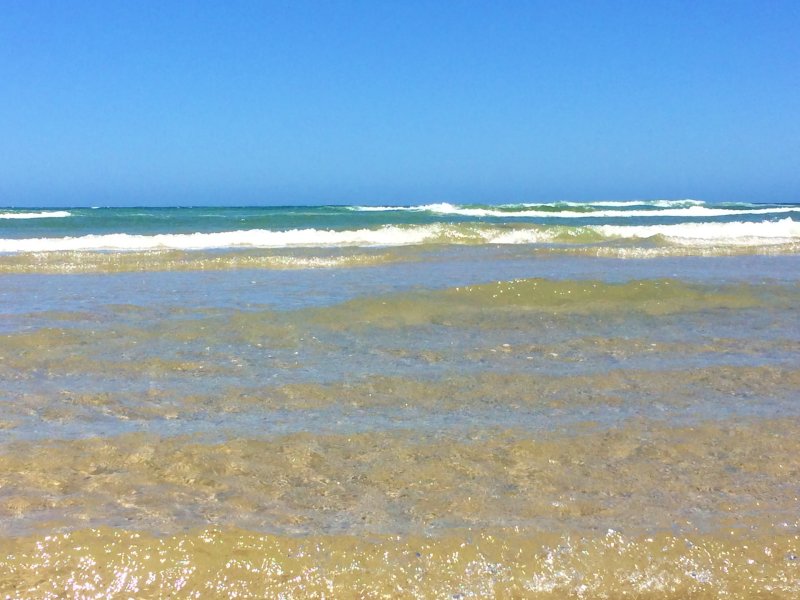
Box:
0, 200, 798, 248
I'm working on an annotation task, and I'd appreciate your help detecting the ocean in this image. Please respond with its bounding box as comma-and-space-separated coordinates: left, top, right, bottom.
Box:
1, 199, 799, 597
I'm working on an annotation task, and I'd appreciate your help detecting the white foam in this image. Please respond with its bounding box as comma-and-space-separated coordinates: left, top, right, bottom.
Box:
347, 199, 788, 215
484, 229, 557, 244
0, 222, 554, 253
348, 199, 708, 211
595, 218, 800, 246
345, 205, 423, 212
419, 203, 797, 219
0, 225, 455, 253
2, 218, 798, 253
563, 199, 704, 208
0, 210, 72, 219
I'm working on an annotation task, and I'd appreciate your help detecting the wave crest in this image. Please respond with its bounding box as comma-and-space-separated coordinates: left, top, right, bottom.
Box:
596, 217, 800, 246
0, 219, 797, 253
0, 210, 72, 219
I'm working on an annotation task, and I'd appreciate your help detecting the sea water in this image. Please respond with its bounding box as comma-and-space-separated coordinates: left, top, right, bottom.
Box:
1, 200, 799, 597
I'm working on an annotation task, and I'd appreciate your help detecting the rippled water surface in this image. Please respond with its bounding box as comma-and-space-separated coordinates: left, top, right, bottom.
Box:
1, 204, 799, 597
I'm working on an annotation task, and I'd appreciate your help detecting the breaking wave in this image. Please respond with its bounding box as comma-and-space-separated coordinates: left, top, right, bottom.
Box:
597, 217, 800, 246
346, 200, 797, 219
0, 210, 72, 219
412, 203, 797, 219
0, 219, 797, 253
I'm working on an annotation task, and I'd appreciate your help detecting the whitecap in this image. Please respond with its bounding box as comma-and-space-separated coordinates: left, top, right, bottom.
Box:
0, 210, 72, 219
420, 203, 797, 219
0, 225, 452, 252
594, 217, 800, 246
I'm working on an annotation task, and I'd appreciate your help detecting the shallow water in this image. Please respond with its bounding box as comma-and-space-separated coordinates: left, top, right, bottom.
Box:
1, 204, 800, 597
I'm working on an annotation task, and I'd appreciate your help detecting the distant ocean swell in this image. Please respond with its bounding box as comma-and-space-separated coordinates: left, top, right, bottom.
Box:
350, 202, 797, 218
0, 219, 798, 253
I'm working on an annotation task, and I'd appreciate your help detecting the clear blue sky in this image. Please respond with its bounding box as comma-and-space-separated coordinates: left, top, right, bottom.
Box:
1, 1, 798, 206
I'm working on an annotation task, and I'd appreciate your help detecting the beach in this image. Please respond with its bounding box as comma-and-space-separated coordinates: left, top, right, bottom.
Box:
1, 200, 799, 597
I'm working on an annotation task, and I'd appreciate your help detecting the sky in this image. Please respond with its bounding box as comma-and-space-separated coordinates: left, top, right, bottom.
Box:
1, 0, 798, 206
